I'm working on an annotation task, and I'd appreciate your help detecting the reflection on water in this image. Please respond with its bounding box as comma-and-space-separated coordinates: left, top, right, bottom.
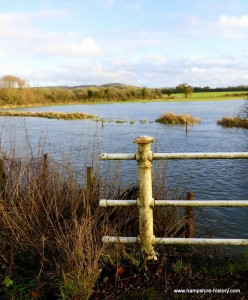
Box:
0, 100, 247, 245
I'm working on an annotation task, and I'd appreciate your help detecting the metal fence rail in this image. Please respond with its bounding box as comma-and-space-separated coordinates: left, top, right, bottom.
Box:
99, 135, 248, 260
100, 152, 248, 160
100, 199, 248, 207
102, 236, 248, 246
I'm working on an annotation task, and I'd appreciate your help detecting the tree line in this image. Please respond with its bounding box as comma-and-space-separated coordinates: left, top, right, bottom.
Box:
161, 83, 248, 96
0, 75, 165, 106
0, 75, 247, 106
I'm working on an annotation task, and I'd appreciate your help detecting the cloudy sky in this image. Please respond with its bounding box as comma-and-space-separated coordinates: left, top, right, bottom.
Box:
1, 0, 248, 87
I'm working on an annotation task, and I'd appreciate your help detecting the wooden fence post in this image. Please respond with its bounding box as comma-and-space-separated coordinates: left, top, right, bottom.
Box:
134, 136, 157, 260
43, 154, 48, 177
0, 159, 6, 194
86, 166, 94, 215
185, 192, 194, 238
42, 154, 49, 199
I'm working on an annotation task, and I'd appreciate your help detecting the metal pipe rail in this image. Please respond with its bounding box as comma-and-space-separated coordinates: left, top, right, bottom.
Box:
99, 135, 248, 260
100, 153, 135, 160
153, 152, 248, 159
102, 236, 248, 246
100, 152, 248, 161
99, 199, 248, 207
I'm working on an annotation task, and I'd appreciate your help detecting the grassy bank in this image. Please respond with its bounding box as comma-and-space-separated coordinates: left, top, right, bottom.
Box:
0, 110, 97, 120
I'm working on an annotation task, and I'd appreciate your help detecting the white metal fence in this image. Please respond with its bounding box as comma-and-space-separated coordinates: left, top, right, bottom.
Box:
99, 136, 248, 260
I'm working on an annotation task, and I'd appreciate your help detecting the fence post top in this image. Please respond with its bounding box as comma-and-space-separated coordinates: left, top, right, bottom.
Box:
133, 136, 154, 144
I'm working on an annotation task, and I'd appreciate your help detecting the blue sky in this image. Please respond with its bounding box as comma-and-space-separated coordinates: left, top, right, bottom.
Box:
1, 0, 248, 87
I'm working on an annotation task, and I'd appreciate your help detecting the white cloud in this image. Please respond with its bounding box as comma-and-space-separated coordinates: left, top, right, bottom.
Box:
0, 10, 103, 59
219, 15, 248, 28
0, 12, 31, 26
25, 52, 248, 88
45, 38, 103, 57
218, 14, 248, 39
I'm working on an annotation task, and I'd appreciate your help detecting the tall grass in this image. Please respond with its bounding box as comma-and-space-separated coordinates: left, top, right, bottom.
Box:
0, 139, 184, 299
0, 153, 103, 299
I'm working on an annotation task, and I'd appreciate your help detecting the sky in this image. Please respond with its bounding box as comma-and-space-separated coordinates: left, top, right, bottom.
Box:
1, 0, 248, 88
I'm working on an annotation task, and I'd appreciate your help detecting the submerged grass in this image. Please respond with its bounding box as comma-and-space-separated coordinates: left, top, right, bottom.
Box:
217, 116, 248, 129
0, 110, 97, 120
155, 112, 201, 125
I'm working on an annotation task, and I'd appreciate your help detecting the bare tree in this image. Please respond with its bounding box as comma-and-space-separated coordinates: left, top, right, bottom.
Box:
0, 75, 26, 89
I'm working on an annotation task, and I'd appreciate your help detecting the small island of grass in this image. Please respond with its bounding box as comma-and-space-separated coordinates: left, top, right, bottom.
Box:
155, 112, 201, 125
217, 116, 248, 129
0, 110, 97, 120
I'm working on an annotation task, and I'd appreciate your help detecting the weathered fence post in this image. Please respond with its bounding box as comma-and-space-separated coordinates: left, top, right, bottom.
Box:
0, 159, 6, 194
185, 192, 194, 238
42, 154, 49, 199
86, 166, 94, 214
134, 136, 157, 260
43, 154, 48, 178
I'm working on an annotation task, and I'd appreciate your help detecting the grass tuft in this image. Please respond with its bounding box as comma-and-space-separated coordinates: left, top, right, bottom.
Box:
155, 112, 201, 125
217, 116, 248, 129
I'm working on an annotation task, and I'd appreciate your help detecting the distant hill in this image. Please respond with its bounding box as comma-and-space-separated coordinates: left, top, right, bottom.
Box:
43, 83, 141, 90
100, 83, 140, 89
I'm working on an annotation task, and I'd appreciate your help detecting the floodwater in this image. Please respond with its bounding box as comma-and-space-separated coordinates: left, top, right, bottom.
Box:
0, 99, 247, 245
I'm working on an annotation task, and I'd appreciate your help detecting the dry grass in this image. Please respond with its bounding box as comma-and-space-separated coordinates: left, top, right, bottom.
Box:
0, 110, 97, 120
217, 116, 248, 129
0, 145, 185, 299
0, 154, 103, 299
155, 112, 201, 125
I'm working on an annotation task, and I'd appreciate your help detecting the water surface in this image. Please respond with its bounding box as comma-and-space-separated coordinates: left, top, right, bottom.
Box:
1, 99, 247, 244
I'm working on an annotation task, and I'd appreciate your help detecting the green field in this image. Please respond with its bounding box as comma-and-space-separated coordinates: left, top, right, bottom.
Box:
167, 91, 248, 102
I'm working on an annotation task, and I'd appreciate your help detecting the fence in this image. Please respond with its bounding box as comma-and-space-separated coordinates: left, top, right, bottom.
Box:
99, 135, 248, 260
